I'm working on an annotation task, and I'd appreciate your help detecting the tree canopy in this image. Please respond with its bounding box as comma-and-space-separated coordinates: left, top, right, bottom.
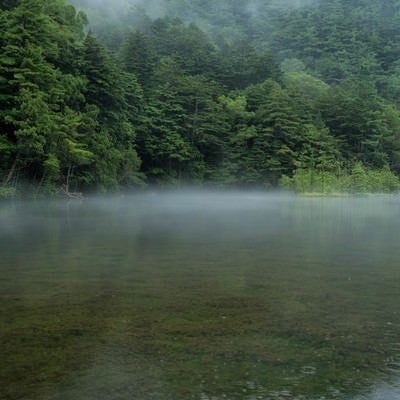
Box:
1, 0, 400, 196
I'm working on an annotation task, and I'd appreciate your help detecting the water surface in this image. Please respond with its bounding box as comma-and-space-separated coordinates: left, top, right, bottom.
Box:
1, 192, 400, 399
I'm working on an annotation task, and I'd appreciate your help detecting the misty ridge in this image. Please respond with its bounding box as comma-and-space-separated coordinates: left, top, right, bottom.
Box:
70, 0, 317, 20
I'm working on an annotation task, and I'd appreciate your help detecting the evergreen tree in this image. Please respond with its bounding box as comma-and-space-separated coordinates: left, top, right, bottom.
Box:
0, 0, 90, 190
3, 0, 400, 194
80, 32, 143, 190
118, 29, 155, 90
320, 80, 389, 168
350, 161, 368, 192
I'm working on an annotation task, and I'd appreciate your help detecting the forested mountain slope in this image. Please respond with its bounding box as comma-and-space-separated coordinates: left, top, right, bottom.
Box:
1, 0, 400, 196
71, 0, 400, 93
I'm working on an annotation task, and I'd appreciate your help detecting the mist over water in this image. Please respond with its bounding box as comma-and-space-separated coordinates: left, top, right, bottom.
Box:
1, 192, 400, 400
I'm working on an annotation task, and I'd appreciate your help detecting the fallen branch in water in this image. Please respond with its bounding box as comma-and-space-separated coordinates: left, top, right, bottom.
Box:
58, 185, 84, 199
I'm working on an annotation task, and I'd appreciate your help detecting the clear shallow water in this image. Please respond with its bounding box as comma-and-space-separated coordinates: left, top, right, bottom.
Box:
1, 192, 400, 400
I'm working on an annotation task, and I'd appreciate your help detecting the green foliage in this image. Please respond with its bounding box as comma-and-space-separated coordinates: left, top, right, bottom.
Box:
281, 164, 400, 194
3, 0, 400, 194
367, 165, 400, 193
0, 185, 16, 199
118, 29, 155, 89
0, 1, 145, 194
280, 169, 339, 194
350, 162, 368, 193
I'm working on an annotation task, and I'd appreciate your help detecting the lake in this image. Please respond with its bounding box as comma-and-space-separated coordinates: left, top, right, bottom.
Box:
1, 191, 400, 400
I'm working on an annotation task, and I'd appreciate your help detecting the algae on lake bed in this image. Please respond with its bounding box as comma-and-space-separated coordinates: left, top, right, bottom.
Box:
1, 194, 400, 400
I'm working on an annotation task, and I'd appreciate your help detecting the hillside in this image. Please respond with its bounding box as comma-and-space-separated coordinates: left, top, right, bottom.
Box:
1, 0, 400, 196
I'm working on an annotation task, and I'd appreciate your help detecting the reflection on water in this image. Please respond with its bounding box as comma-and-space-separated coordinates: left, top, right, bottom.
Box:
1, 192, 400, 400
353, 378, 400, 400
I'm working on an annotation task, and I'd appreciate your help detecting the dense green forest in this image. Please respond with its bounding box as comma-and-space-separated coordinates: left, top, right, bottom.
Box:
2, 0, 400, 197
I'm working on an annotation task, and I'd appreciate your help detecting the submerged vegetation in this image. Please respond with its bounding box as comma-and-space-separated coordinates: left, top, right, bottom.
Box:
2, 270, 396, 399
2, 0, 400, 196
2, 194, 400, 399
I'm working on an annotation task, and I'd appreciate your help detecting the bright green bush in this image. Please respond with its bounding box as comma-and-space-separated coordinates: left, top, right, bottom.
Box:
280, 164, 400, 194
0, 186, 16, 199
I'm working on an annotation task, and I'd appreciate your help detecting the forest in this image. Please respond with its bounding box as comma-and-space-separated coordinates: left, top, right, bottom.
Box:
2, 0, 400, 197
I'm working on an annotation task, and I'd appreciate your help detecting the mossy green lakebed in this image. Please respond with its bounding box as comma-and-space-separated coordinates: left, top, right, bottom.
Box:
1, 193, 400, 399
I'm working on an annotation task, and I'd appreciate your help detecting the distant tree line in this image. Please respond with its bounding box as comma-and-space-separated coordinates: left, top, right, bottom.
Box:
1, 0, 400, 197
